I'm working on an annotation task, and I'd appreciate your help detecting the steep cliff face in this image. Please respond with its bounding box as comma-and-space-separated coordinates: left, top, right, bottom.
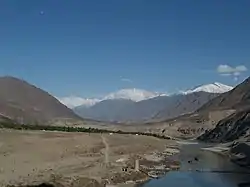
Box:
197, 109, 250, 142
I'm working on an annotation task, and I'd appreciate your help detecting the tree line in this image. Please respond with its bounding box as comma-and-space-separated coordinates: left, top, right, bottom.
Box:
0, 121, 171, 140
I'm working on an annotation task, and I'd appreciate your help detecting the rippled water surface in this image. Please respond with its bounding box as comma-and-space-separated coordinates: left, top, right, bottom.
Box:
142, 142, 250, 187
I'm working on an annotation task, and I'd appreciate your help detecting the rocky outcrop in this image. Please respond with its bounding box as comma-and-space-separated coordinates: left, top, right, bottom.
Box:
197, 109, 250, 142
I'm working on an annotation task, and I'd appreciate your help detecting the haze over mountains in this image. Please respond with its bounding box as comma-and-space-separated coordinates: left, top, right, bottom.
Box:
72, 83, 234, 122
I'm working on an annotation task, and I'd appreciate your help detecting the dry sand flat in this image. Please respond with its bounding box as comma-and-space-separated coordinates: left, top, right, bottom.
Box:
0, 129, 177, 186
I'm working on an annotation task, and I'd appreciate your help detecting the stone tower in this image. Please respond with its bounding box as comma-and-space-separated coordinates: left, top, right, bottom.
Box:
135, 159, 139, 171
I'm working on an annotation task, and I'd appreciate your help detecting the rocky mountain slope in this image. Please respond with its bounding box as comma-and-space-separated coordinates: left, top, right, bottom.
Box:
197, 77, 250, 142
197, 109, 250, 142
0, 76, 81, 124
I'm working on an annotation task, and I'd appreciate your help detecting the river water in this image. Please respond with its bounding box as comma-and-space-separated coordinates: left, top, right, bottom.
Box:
141, 142, 250, 187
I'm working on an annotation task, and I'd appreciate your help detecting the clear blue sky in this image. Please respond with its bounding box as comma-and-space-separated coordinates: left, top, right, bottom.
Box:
0, 0, 249, 97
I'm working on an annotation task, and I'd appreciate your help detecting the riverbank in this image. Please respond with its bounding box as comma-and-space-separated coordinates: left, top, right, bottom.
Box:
201, 145, 230, 156
102, 145, 181, 186
199, 141, 250, 169
139, 141, 250, 187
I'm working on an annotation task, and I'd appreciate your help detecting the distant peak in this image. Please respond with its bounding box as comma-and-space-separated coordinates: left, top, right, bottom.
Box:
182, 82, 233, 94
57, 96, 100, 108
59, 88, 168, 108
59, 82, 234, 109
104, 88, 167, 102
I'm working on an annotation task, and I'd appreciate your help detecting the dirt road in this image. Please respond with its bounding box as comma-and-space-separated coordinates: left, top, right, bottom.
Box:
101, 135, 109, 164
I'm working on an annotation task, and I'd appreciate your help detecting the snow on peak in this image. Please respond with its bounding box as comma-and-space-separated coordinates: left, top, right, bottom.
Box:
57, 89, 167, 108
57, 96, 100, 108
58, 82, 233, 108
104, 88, 167, 102
182, 82, 233, 94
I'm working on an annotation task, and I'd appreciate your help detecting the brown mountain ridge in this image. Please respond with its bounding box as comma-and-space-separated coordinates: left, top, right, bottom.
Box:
0, 76, 82, 124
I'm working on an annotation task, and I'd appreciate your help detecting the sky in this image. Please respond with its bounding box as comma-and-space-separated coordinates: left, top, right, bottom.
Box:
0, 0, 249, 99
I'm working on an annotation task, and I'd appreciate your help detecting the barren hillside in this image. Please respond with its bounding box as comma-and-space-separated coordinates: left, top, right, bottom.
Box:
0, 76, 81, 124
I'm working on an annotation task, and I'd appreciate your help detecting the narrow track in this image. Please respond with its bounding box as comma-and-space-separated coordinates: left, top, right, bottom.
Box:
101, 135, 109, 165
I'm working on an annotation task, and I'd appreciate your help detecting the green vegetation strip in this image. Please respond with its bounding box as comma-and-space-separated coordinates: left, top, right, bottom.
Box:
0, 122, 170, 140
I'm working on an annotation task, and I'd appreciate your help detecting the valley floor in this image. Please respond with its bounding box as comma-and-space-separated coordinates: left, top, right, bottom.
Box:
0, 129, 179, 187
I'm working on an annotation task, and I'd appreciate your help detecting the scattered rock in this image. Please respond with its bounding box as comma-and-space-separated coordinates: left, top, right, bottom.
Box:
6, 177, 104, 187
7, 183, 55, 187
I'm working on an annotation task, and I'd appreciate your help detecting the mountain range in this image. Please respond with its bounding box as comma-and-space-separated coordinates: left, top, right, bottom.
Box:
0, 74, 249, 146
72, 83, 233, 122
59, 83, 233, 109
59, 88, 167, 108
0, 75, 250, 145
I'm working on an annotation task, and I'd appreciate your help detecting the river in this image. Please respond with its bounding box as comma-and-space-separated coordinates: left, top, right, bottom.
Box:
141, 141, 250, 187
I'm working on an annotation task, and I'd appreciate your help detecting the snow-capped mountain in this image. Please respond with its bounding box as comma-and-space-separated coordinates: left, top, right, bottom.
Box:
57, 96, 100, 108
58, 83, 233, 108
58, 89, 167, 108
103, 88, 167, 102
73, 89, 222, 122
181, 82, 233, 95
